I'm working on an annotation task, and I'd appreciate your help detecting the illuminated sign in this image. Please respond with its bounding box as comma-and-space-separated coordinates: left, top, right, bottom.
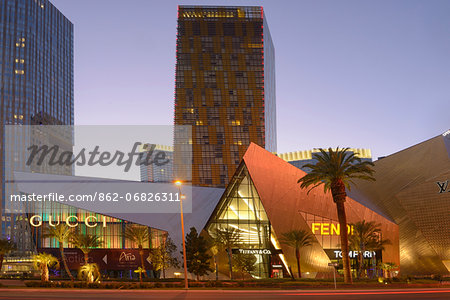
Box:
182, 11, 235, 18
333, 250, 376, 259
30, 215, 107, 228
443, 130, 450, 137
311, 223, 354, 235
119, 252, 136, 263
233, 249, 272, 255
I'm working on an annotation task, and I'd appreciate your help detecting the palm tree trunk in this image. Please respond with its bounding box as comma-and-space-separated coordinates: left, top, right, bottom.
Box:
139, 245, 147, 278
358, 246, 364, 278
84, 252, 89, 265
295, 248, 302, 279
60, 244, 74, 281
42, 265, 49, 282
214, 255, 219, 281
227, 247, 233, 280
336, 200, 352, 284
0, 254, 4, 273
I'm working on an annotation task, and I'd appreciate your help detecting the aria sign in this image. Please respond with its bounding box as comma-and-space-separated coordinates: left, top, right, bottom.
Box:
311, 223, 354, 236
30, 215, 107, 228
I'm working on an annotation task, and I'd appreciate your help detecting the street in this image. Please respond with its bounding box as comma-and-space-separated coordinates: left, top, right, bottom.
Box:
0, 288, 449, 300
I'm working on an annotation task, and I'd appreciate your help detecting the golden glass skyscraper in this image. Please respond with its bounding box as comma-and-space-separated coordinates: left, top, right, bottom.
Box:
174, 6, 276, 187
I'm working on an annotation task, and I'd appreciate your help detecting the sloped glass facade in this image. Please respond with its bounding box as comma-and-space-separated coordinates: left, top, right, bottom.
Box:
206, 164, 279, 278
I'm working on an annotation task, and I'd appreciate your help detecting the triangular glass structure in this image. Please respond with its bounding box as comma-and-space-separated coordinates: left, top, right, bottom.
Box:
206, 163, 284, 278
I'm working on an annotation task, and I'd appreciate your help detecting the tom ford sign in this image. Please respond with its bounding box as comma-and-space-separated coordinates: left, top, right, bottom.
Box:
333, 250, 376, 259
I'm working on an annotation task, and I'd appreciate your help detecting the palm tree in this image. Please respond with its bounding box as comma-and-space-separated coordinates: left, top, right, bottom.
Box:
210, 227, 241, 280
44, 224, 75, 281
134, 267, 145, 285
70, 232, 102, 264
379, 262, 397, 279
124, 225, 149, 276
78, 263, 101, 283
348, 220, 391, 278
0, 238, 16, 272
279, 230, 315, 279
206, 237, 220, 281
298, 147, 375, 283
33, 252, 59, 282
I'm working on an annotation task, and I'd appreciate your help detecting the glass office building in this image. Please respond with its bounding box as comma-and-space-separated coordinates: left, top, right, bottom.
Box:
0, 0, 74, 242
174, 6, 276, 188
139, 144, 174, 183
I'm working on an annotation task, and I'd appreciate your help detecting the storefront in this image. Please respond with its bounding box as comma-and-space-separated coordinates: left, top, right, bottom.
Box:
204, 143, 399, 279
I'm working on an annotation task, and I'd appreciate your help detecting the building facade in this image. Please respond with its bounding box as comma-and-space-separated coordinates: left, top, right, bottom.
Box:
174, 6, 276, 188
277, 148, 372, 173
205, 143, 399, 279
0, 0, 74, 241
349, 131, 450, 275
139, 144, 174, 183
1, 200, 167, 277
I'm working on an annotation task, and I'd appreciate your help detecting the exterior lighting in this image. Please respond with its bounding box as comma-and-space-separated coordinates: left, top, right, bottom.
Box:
174, 180, 188, 289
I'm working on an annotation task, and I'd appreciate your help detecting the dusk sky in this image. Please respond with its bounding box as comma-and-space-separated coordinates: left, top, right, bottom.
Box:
51, 0, 450, 160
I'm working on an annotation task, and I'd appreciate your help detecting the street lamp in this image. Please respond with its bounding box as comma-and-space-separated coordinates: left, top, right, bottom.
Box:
175, 180, 188, 289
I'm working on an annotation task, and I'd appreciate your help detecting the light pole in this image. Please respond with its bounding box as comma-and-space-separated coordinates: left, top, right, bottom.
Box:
175, 180, 188, 290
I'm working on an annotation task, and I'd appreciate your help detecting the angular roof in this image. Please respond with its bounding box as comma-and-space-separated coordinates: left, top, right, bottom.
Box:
208, 143, 399, 274
348, 132, 450, 274
13, 171, 224, 259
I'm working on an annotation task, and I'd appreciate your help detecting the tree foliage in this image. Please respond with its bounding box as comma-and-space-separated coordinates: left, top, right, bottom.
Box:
209, 227, 241, 279
298, 147, 376, 284
124, 225, 149, 248
298, 147, 375, 194
0, 238, 16, 273
78, 263, 101, 283
349, 220, 391, 278
184, 227, 213, 280
232, 253, 257, 280
70, 232, 102, 264
124, 225, 150, 276
151, 235, 179, 278
279, 230, 315, 278
33, 252, 59, 282
44, 224, 74, 281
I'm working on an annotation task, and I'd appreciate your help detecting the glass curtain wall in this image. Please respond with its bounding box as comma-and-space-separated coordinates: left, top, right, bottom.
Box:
207, 164, 271, 278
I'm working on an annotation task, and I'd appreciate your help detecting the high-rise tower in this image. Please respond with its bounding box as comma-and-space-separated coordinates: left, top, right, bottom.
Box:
174, 6, 276, 187
0, 0, 74, 239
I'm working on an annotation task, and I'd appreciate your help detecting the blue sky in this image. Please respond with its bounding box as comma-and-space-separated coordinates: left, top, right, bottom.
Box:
51, 0, 450, 159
